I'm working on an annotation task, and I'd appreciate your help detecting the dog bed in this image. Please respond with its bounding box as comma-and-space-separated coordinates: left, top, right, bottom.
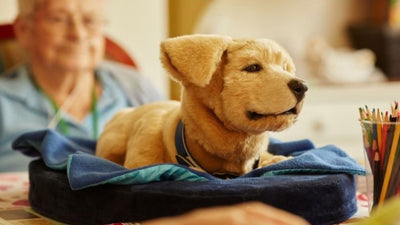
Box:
13, 129, 365, 225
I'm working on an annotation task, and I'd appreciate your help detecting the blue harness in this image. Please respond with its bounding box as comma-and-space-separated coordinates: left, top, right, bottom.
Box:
174, 120, 259, 178
174, 120, 205, 171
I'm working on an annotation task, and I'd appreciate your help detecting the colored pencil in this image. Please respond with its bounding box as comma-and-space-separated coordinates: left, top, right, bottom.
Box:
376, 109, 382, 152
373, 150, 380, 205
359, 102, 400, 208
380, 123, 389, 169
378, 119, 400, 206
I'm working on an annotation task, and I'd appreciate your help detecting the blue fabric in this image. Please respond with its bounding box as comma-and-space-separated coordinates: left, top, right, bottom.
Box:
15, 129, 365, 225
13, 129, 365, 190
0, 61, 163, 172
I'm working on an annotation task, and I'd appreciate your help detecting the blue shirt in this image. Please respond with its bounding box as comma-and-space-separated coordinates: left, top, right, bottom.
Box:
0, 61, 163, 171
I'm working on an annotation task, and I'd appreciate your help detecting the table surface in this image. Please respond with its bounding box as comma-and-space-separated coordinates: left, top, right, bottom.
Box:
0, 172, 369, 225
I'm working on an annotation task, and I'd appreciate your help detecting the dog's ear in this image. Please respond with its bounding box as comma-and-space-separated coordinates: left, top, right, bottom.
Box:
160, 34, 232, 87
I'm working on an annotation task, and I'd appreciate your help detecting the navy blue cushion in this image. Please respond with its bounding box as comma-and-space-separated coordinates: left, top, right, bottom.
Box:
28, 159, 357, 225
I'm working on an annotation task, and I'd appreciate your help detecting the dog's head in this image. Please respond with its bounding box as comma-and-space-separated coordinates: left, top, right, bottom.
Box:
160, 34, 307, 134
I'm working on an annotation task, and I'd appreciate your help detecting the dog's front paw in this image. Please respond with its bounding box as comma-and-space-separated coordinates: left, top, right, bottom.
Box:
259, 155, 293, 167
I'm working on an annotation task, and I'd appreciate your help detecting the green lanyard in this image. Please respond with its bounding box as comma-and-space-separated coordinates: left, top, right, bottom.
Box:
91, 88, 98, 139
33, 78, 99, 139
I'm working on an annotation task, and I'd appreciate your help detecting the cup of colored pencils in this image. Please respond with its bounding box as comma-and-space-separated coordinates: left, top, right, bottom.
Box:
359, 101, 400, 210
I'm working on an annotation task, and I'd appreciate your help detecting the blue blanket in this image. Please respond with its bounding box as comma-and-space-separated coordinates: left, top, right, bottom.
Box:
13, 129, 365, 225
13, 129, 364, 190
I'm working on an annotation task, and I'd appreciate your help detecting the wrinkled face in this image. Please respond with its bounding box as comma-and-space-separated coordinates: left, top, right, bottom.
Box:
216, 39, 307, 134
21, 0, 105, 73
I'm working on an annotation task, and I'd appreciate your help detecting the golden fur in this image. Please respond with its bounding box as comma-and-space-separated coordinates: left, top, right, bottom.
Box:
96, 34, 307, 176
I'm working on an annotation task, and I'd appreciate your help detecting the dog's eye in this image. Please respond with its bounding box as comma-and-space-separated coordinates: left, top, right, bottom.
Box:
243, 64, 262, 73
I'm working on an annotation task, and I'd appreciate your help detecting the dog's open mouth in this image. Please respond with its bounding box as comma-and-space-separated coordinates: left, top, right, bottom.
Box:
247, 106, 298, 120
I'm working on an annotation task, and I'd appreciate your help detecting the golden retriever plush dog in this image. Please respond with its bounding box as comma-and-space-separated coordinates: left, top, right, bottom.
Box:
96, 34, 307, 176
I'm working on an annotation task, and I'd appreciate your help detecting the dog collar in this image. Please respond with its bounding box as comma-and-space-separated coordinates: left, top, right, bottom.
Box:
175, 120, 205, 171
174, 120, 257, 179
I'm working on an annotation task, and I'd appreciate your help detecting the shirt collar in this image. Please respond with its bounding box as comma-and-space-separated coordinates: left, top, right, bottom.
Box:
94, 66, 123, 110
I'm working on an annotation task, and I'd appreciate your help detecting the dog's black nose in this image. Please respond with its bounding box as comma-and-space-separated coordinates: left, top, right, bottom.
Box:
288, 79, 308, 101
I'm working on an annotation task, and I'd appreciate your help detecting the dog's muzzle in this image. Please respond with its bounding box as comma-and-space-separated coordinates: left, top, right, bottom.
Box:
246, 79, 308, 121
288, 79, 308, 102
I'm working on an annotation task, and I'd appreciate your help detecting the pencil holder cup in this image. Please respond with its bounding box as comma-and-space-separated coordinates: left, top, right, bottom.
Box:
360, 120, 400, 211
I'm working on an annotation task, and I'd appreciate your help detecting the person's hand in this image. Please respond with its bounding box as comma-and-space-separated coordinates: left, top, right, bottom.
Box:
142, 201, 310, 225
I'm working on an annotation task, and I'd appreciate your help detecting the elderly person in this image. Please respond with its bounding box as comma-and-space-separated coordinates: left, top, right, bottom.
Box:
0, 0, 163, 172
